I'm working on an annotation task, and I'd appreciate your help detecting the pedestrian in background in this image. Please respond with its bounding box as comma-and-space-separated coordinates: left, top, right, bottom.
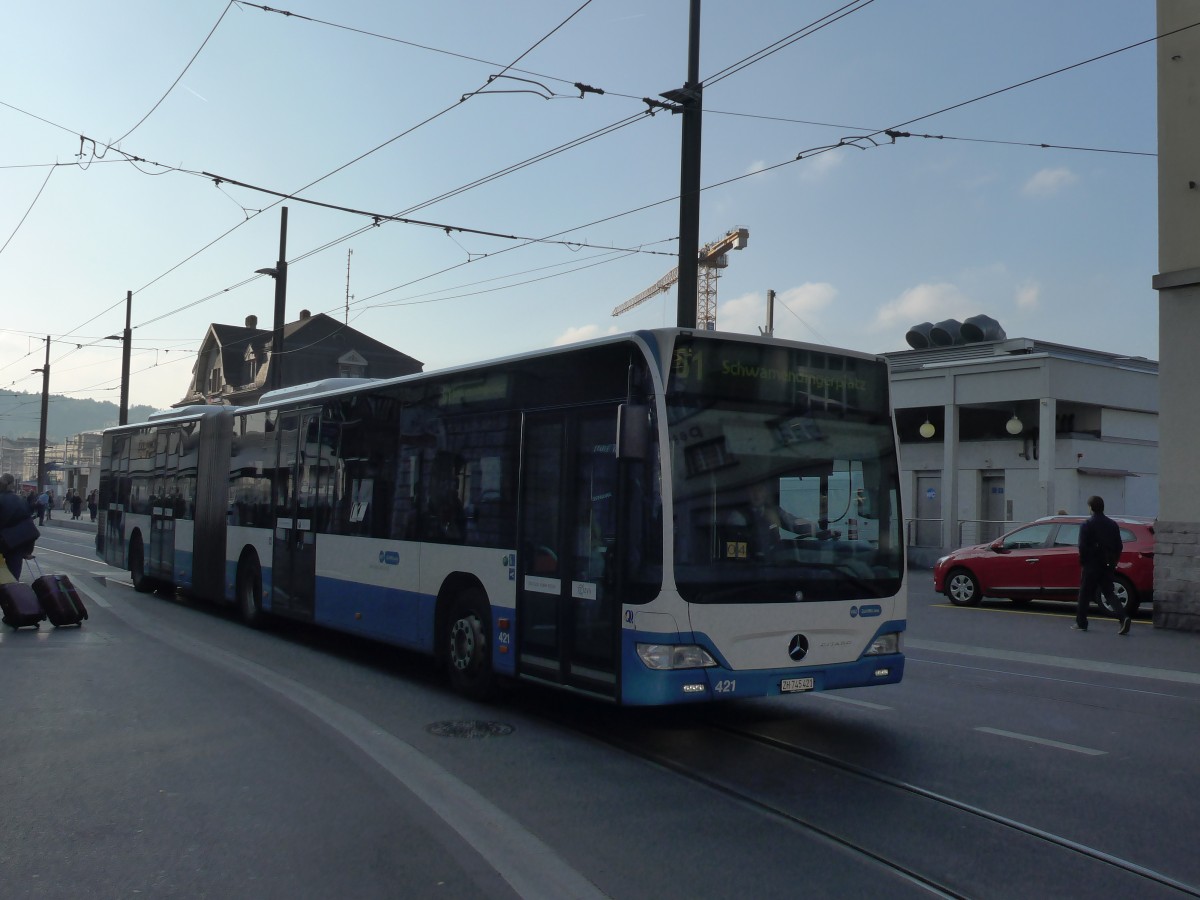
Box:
88, 490, 98, 522
1073, 495, 1130, 635
70, 491, 83, 520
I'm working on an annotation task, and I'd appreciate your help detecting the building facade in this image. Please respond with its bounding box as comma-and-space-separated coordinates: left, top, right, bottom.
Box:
885, 331, 1158, 570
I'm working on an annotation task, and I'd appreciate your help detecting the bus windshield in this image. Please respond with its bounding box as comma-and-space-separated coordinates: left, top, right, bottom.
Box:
667, 335, 903, 604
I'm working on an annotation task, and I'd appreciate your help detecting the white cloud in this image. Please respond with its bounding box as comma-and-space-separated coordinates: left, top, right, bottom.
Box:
798, 148, 843, 182
871, 282, 975, 335
716, 283, 837, 339
744, 159, 767, 177
1022, 167, 1078, 197
715, 291, 767, 335
1015, 281, 1040, 310
552, 324, 619, 346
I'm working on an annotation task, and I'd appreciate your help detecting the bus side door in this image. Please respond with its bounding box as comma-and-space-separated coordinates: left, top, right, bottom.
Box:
272, 408, 320, 620
148, 428, 178, 582
517, 408, 620, 698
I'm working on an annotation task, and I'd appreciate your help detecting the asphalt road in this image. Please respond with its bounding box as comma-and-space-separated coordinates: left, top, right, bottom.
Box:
3, 519, 1198, 898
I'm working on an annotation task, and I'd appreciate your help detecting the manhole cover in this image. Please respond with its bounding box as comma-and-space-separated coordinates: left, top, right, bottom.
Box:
426, 720, 515, 739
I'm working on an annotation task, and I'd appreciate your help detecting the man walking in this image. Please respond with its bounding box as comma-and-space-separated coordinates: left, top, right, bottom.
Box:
1073, 495, 1130, 635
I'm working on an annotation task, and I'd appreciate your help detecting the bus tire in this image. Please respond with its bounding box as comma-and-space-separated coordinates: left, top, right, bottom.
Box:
446, 588, 495, 701
129, 535, 156, 594
237, 555, 266, 629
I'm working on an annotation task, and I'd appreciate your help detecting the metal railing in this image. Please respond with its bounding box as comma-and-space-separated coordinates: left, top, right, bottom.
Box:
906, 518, 1013, 550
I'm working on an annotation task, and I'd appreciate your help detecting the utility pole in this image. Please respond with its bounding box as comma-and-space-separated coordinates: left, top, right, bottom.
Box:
255, 207, 289, 391
35, 336, 49, 494
674, 0, 702, 330
760, 289, 776, 337
345, 249, 353, 324
119, 290, 131, 425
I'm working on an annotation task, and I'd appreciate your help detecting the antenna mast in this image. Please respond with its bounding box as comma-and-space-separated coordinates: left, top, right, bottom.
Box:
344, 249, 354, 324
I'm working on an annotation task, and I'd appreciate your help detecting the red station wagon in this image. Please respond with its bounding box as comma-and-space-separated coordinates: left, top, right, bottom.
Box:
933, 515, 1155, 617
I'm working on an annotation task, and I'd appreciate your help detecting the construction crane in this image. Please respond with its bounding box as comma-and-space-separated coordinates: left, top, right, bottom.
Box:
612, 227, 748, 330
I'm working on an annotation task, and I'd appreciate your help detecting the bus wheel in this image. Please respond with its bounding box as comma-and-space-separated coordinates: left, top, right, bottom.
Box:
238, 556, 265, 628
446, 589, 495, 700
129, 536, 156, 594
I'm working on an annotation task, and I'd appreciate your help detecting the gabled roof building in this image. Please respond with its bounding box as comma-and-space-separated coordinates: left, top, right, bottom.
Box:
175, 310, 423, 408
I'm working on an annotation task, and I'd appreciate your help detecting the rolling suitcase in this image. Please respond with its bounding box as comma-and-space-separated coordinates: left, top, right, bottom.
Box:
1, 580, 45, 629
29, 558, 88, 627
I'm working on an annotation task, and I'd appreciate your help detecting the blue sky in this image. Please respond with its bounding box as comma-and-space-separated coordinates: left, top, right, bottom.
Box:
0, 1, 1160, 410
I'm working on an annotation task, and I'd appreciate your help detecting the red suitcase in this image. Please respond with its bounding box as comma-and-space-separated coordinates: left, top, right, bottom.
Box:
29, 559, 88, 627
1, 581, 45, 629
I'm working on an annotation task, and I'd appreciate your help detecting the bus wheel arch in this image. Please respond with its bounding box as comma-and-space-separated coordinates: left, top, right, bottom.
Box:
129, 530, 156, 594
438, 576, 496, 700
236, 549, 266, 628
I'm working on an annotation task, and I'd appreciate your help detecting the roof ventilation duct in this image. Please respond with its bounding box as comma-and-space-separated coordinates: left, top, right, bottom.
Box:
929, 319, 963, 346
905, 322, 934, 349
960, 314, 1006, 343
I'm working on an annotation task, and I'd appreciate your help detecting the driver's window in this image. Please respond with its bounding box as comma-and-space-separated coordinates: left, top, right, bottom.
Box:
1002, 523, 1054, 550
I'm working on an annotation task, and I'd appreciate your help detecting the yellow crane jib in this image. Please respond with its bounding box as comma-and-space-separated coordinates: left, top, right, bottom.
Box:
613, 228, 748, 330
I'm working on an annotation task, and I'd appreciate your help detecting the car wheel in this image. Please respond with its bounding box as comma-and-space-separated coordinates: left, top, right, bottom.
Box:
1100, 576, 1138, 619
946, 569, 982, 606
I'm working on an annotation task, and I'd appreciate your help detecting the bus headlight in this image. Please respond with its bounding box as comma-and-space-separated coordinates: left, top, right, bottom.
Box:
863, 633, 901, 656
636, 643, 718, 670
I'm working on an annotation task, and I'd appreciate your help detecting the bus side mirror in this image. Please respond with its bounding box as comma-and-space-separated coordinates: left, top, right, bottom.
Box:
617, 404, 649, 460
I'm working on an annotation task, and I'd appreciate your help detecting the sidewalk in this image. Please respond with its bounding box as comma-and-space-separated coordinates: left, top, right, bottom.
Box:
38, 514, 97, 534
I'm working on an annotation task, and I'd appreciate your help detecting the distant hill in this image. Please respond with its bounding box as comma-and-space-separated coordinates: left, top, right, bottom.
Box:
0, 391, 160, 443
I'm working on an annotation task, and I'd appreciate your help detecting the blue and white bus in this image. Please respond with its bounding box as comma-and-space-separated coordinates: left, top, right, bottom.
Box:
96, 328, 906, 705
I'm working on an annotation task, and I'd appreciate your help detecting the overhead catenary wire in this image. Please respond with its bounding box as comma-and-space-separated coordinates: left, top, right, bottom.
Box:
9, 9, 1182, 407
21, 0, 617, 374
702, 0, 878, 88
0, 166, 54, 259
112, 1, 235, 144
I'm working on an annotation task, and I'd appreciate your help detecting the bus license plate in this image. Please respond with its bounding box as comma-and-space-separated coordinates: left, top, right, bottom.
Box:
781, 677, 815, 693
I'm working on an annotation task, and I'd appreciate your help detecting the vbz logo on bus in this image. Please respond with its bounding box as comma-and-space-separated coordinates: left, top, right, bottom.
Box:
379, 550, 400, 565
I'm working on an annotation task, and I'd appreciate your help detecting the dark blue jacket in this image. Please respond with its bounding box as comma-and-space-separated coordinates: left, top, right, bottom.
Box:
1078, 512, 1122, 571
0, 491, 37, 556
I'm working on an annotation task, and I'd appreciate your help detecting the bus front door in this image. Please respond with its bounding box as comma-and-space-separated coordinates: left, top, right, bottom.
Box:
271, 408, 320, 620
518, 409, 620, 698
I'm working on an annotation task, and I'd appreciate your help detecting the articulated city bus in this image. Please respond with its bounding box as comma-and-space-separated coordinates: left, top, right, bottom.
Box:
96, 328, 906, 705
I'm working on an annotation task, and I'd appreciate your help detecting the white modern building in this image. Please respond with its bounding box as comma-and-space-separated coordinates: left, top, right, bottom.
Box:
884, 321, 1158, 569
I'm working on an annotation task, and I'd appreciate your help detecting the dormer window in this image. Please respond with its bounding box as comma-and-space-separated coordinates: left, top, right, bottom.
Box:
338, 349, 368, 378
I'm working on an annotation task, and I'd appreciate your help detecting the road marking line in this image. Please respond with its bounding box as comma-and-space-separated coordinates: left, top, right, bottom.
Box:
812, 693, 892, 710
907, 637, 1200, 686
975, 726, 1106, 755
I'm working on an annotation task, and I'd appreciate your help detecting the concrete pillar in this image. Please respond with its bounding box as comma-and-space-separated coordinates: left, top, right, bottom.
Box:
941, 399, 959, 551
1038, 397, 1057, 516
1153, 1, 1200, 631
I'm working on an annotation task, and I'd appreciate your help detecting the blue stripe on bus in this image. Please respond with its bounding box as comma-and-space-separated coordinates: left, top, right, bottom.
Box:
174, 548, 194, 587
310, 575, 432, 650
302, 578, 519, 679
